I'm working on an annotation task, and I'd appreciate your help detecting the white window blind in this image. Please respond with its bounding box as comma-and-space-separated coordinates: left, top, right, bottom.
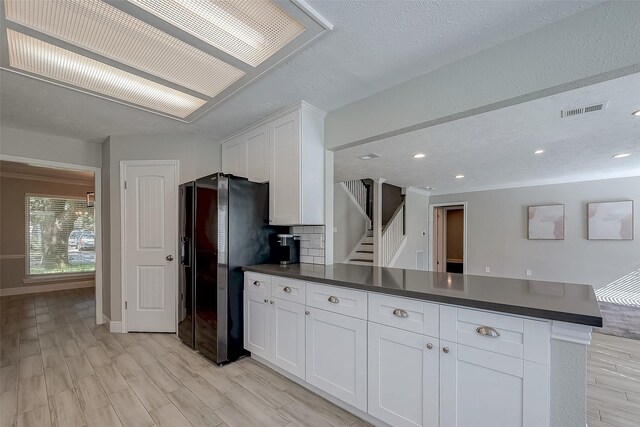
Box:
26, 195, 95, 276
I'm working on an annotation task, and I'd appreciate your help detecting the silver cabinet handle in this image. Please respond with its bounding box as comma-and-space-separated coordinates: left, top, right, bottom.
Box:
476, 326, 500, 338
253, 281, 260, 286
166, 255, 174, 261
426, 343, 433, 350
263, 299, 268, 303
305, 311, 310, 315
283, 286, 292, 293
442, 347, 450, 354
328, 296, 339, 304
270, 300, 274, 305
392, 308, 409, 318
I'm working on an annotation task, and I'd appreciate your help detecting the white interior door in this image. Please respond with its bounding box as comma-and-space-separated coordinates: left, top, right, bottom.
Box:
123, 161, 178, 332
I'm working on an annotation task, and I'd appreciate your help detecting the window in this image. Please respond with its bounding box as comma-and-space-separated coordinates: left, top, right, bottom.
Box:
26, 195, 95, 276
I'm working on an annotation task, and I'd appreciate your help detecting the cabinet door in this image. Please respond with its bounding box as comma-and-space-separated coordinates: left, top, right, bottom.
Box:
243, 291, 270, 359
306, 309, 367, 411
246, 124, 269, 183
368, 324, 439, 427
270, 299, 305, 379
222, 137, 247, 178
440, 341, 549, 427
269, 111, 300, 225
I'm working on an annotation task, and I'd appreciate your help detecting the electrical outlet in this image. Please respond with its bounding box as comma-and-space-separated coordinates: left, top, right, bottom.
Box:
485, 267, 491, 273
526, 269, 532, 277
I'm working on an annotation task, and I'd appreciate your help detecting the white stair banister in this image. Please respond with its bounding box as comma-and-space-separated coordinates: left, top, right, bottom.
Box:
381, 202, 405, 266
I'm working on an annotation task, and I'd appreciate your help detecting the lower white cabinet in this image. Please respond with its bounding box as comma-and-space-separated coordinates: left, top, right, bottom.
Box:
271, 298, 306, 379
368, 323, 439, 427
243, 291, 306, 379
439, 341, 549, 427
244, 291, 270, 359
305, 308, 367, 411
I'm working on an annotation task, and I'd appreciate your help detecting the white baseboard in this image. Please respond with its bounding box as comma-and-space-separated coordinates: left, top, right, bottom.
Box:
0, 280, 94, 296
109, 321, 124, 333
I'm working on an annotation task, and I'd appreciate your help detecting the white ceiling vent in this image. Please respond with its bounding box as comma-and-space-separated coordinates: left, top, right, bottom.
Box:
560, 102, 608, 118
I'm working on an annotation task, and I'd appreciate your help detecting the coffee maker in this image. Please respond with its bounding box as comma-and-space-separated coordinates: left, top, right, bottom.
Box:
274, 234, 300, 265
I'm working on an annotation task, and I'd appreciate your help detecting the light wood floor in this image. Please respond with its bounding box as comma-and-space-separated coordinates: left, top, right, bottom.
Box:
0, 288, 369, 427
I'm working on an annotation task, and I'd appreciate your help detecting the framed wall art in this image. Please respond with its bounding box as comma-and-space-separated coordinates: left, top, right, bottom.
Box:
588, 200, 634, 240
528, 204, 564, 240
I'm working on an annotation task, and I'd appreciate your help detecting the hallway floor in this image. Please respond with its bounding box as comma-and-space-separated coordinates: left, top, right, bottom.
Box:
0, 288, 368, 427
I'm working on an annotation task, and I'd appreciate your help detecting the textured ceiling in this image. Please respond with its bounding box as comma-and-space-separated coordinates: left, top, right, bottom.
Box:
0, 0, 600, 141
334, 73, 640, 195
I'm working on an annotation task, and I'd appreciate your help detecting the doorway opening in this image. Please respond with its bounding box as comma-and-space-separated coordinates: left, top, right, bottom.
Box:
431, 203, 466, 274
0, 156, 102, 324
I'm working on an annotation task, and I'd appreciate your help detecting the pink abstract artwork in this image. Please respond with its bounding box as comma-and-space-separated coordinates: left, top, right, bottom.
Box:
588, 201, 634, 240
528, 204, 564, 240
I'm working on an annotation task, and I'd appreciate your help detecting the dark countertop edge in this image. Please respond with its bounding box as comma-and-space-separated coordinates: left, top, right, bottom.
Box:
243, 265, 603, 327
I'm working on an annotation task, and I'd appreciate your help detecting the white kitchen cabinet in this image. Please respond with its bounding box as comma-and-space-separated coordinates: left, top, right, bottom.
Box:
271, 298, 306, 379
368, 323, 439, 427
439, 341, 549, 427
269, 105, 325, 225
221, 136, 247, 178
246, 124, 269, 183
243, 291, 270, 360
305, 307, 367, 411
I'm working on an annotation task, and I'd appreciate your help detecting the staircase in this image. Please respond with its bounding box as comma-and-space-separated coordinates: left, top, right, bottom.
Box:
349, 229, 374, 265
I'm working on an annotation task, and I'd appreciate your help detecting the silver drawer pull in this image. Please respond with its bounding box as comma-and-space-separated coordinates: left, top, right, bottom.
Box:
476, 326, 500, 337
283, 286, 292, 293
253, 281, 260, 286
328, 295, 339, 304
392, 308, 409, 318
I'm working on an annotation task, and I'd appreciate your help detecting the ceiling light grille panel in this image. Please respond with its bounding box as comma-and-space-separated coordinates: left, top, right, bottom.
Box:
4, 0, 245, 97
6, 30, 207, 118
128, 0, 306, 67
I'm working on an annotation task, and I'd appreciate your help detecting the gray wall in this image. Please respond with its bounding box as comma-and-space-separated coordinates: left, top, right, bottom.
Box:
393, 189, 430, 270
333, 183, 367, 263
106, 133, 222, 321
430, 176, 640, 288
0, 175, 94, 289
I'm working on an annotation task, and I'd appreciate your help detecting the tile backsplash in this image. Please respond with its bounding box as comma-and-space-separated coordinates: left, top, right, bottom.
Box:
291, 225, 325, 265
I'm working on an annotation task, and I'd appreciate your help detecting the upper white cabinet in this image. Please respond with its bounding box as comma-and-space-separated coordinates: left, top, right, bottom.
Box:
246, 124, 269, 183
221, 136, 247, 178
221, 102, 325, 225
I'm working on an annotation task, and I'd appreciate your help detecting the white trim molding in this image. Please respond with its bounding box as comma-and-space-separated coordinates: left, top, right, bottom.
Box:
0, 280, 94, 296
551, 321, 593, 345
109, 321, 124, 334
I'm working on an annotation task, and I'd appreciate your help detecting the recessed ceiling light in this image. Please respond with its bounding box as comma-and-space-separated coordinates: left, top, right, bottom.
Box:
424, 186, 435, 191
534, 149, 545, 154
454, 175, 465, 179
4, 0, 245, 98
6, 30, 206, 118
632, 110, 640, 116
613, 153, 631, 158
128, 0, 306, 67
358, 153, 380, 160
413, 153, 426, 159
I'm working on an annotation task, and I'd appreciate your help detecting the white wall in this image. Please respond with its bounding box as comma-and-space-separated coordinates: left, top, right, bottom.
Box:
325, 1, 640, 150
106, 133, 221, 321
393, 189, 430, 270
430, 176, 640, 288
333, 183, 367, 263
0, 126, 102, 167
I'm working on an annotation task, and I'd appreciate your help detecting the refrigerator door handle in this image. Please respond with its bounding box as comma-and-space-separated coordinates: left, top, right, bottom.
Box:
180, 237, 190, 267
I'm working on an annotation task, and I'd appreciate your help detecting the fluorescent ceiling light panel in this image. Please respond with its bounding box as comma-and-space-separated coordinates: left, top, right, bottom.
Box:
6, 30, 206, 118
128, 0, 306, 66
4, 0, 245, 97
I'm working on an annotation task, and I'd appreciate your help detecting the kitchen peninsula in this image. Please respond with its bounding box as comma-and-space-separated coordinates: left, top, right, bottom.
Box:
243, 263, 602, 427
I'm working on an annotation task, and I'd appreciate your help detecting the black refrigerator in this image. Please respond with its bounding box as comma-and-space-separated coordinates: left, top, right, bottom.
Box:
178, 173, 279, 364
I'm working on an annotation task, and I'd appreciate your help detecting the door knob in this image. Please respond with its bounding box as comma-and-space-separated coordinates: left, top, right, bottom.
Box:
166, 255, 174, 261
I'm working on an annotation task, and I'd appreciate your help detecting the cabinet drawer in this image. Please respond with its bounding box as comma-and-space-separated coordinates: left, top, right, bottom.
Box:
305, 283, 367, 320
244, 273, 271, 296
271, 277, 305, 304
368, 294, 439, 337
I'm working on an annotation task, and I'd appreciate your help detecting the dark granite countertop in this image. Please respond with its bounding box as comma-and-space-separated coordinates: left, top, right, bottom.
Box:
243, 263, 603, 327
